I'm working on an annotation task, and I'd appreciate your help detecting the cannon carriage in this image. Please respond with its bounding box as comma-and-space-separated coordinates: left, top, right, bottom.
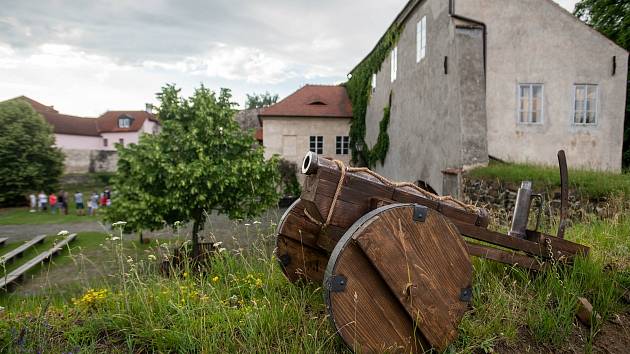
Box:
276, 151, 588, 352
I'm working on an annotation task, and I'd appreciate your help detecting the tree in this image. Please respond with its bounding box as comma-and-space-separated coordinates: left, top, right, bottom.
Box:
0, 100, 64, 206
574, 0, 630, 168
106, 84, 280, 258
245, 91, 279, 109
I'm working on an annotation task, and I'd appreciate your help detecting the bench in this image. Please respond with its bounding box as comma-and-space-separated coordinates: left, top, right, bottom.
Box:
0, 234, 46, 265
0, 238, 7, 247
0, 233, 77, 289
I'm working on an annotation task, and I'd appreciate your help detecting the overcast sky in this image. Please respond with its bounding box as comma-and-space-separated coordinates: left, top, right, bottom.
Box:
0, 0, 578, 116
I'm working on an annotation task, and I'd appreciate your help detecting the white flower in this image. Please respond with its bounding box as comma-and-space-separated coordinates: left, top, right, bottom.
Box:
112, 221, 127, 227
218, 248, 226, 253
244, 223, 251, 226
148, 254, 157, 261
126, 257, 134, 264
111, 237, 121, 241
212, 241, 223, 248
57, 230, 69, 236
253, 221, 261, 225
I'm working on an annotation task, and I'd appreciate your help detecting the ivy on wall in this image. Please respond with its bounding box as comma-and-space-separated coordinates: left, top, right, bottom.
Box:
345, 24, 401, 168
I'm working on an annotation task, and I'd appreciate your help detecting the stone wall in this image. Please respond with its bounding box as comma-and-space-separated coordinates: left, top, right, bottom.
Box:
462, 175, 628, 224
62, 149, 118, 173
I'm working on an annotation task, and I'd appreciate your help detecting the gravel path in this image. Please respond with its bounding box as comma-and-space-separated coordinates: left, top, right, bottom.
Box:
0, 207, 288, 247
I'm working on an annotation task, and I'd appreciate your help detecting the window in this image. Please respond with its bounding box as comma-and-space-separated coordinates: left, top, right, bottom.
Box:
518, 84, 544, 124
118, 117, 131, 128
371, 73, 377, 92
103, 138, 108, 147
416, 16, 426, 62
573, 84, 598, 124
336, 136, 349, 155
390, 46, 397, 82
309, 136, 323, 154
119, 138, 124, 146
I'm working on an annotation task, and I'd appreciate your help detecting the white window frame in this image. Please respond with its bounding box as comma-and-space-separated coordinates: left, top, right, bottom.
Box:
416, 16, 426, 62
517, 83, 544, 125
336, 136, 349, 155
118, 117, 131, 128
572, 84, 598, 126
390, 46, 397, 82
371, 73, 377, 92
309, 135, 323, 154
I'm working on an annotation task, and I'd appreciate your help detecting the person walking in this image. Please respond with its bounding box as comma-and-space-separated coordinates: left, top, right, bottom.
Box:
38, 191, 47, 211
62, 191, 69, 215
49, 192, 57, 214
75, 191, 84, 216
89, 191, 99, 216
29, 193, 37, 212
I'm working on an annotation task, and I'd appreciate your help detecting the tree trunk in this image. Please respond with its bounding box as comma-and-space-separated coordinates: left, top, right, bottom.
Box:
191, 210, 203, 261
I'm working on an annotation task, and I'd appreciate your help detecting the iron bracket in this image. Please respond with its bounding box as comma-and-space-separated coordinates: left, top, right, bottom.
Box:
327, 275, 347, 293
460, 287, 473, 302
413, 204, 428, 222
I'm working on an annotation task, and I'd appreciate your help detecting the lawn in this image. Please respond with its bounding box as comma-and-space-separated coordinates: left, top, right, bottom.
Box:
0, 206, 103, 225
468, 161, 630, 198
1, 213, 629, 352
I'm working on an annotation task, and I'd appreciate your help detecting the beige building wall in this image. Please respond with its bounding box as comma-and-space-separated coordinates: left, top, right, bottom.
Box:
262, 116, 352, 172
456, 0, 629, 172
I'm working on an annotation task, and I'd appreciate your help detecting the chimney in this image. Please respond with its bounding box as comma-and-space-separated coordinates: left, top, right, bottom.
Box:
145, 103, 153, 114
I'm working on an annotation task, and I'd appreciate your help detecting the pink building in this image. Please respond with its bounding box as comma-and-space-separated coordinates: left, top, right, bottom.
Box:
12, 96, 160, 173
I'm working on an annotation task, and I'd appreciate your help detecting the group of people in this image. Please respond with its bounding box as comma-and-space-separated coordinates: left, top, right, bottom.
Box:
29, 188, 112, 216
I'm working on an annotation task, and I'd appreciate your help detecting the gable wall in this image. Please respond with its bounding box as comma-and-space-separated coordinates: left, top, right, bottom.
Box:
456, 0, 628, 171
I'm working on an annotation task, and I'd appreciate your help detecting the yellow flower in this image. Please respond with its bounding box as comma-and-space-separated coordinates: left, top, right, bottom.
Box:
255, 278, 263, 288
212, 276, 219, 283
183, 272, 189, 278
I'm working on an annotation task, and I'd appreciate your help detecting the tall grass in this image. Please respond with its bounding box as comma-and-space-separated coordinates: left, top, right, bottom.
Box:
468, 161, 630, 199
1, 213, 629, 352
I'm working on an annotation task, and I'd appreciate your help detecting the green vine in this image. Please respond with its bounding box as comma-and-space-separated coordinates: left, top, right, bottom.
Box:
345, 24, 401, 167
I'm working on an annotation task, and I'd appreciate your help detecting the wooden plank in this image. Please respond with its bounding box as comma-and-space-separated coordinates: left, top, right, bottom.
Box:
326, 241, 426, 353
0, 234, 46, 264
0, 238, 7, 247
525, 230, 590, 259
1, 233, 77, 289
352, 205, 472, 351
276, 234, 329, 283
466, 242, 543, 271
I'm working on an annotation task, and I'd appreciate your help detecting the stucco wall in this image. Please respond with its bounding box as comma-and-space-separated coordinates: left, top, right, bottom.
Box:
364, 0, 487, 195
62, 149, 118, 173
54, 133, 102, 150
456, 0, 629, 171
100, 131, 143, 151
262, 116, 352, 170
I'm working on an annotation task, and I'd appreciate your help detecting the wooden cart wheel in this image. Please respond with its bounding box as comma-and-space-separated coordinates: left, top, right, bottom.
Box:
324, 203, 473, 352
275, 198, 329, 282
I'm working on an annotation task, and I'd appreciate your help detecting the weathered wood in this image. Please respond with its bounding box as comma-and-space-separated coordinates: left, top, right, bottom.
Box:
0, 234, 46, 264
1, 233, 77, 289
325, 204, 472, 352
466, 242, 543, 271
525, 229, 590, 259
0, 238, 7, 247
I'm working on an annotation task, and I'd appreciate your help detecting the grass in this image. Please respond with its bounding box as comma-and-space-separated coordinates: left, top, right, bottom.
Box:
468, 161, 630, 199
0, 205, 103, 225
0, 213, 629, 352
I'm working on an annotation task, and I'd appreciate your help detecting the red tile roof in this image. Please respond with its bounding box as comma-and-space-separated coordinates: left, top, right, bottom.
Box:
9, 96, 159, 136
96, 110, 157, 133
259, 85, 353, 118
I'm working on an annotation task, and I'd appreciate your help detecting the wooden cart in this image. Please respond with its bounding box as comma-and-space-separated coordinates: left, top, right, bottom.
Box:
276, 151, 588, 352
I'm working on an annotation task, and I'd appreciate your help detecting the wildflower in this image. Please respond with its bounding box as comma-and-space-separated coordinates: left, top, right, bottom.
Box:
212, 241, 223, 247
218, 248, 226, 253
212, 276, 219, 283
255, 278, 263, 288
244, 223, 251, 226
111, 236, 121, 241
57, 230, 69, 236
148, 254, 157, 261
112, 221, 127, 227
253, 221, 261, 224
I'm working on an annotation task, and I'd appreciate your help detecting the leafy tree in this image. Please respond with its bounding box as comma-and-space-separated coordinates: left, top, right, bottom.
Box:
107, 85, 280, 257
574, 0, 630, 168
0, 100, 64, 206
245, 91, 279, 109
